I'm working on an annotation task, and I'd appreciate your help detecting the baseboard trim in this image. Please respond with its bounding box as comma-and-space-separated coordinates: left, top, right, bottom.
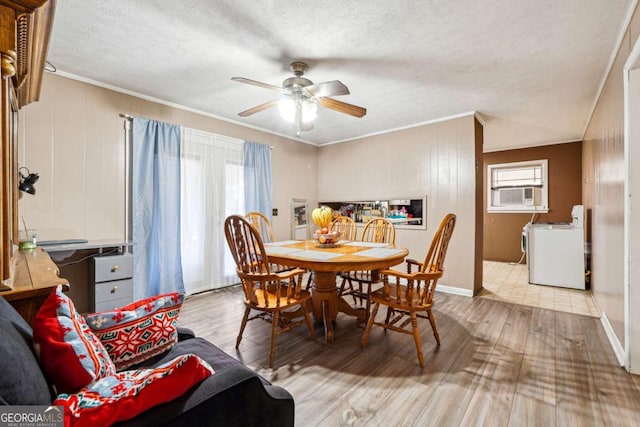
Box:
436, 284, 474, 297
389, 278, 473, 298
600, 312, 626, 367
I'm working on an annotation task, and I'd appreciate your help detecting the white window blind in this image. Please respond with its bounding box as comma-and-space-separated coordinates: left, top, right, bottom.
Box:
491, 164, 543, 189
487, 159, 549, 213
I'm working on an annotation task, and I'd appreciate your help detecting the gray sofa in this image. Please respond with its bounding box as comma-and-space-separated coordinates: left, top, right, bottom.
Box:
0, 294, 294, 426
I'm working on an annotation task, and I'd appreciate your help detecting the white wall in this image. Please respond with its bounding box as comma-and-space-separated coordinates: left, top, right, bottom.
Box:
18, 73, 318, 243
317, 115, 482, 294
19, 75, 128, 241
19, 73, 481, 296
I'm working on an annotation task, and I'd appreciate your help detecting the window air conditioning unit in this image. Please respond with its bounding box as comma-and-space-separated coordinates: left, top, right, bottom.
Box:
494, 187, 540, 207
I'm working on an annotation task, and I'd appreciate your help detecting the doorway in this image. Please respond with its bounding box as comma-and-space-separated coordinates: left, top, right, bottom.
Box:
290, 198, 309, 240
624, 40, 640, 373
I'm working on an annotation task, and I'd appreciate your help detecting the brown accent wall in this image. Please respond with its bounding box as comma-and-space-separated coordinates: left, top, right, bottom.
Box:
474, 118, 484, 294
483, 142, 582, 262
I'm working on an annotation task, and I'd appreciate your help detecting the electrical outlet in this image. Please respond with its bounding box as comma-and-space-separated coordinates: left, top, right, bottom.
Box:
272, 208, 278, 216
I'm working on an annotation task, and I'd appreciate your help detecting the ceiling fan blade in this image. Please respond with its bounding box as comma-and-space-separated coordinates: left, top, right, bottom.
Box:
319, 97, 367, 118
304, 80, 350, 98
238, 99, 280, 117
231, 77, 282, 91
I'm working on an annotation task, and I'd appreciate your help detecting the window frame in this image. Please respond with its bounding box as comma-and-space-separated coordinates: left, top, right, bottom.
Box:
487, 159, 549, 213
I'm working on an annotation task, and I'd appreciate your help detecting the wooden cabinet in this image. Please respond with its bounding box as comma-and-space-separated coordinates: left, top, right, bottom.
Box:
2, 247, 68, 324
0, 1, 65, 322
0, 0, 55, 282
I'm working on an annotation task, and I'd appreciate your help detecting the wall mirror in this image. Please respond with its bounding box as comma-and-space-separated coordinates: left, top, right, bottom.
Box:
290, 198, 309, 240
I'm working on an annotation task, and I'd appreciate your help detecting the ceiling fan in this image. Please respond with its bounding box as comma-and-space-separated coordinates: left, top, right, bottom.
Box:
232, 61, 367, 135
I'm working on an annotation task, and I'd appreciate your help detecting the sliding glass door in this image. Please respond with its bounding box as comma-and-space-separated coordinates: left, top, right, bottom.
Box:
180, 129, 244, 294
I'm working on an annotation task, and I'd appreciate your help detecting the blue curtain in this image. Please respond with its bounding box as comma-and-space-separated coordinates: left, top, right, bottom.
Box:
243, 141, 272, 219
132, 118, 185, 298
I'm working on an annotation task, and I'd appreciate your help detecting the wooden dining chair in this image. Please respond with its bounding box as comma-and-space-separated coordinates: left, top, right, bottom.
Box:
245, 211, 275, 243
360, 213, 456, 368
338, 217, 396, 321
224, 215, 316, 368
245, 211, 293, 273
305, 215, 358, 291
330, 215, 357, 241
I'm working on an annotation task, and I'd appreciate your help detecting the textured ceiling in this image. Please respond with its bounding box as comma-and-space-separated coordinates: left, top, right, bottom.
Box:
47, 0, 634, 150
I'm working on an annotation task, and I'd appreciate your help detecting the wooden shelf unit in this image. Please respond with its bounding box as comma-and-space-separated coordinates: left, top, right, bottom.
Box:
0, 1, 61, 323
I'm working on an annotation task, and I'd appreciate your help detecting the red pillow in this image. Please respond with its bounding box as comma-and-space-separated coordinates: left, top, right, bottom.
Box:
54, 354, 214, 427
84, 293, 183, 370
33, 285, 116, 393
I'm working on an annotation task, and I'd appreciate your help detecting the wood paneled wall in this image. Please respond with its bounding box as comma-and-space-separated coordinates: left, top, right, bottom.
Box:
318, 115, 483, 295
18, 73, 318, 243
19, 75, 127, 241
582, 2, 640, 355
628, 66, 640, 372
483, 142, 582, 263
21, 73, 483, 296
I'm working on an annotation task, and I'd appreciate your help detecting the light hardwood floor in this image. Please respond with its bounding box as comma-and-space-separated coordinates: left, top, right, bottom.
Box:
180, 284, 640, 426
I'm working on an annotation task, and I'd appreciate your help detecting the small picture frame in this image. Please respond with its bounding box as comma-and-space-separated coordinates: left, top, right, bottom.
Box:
294, 205, 307, 226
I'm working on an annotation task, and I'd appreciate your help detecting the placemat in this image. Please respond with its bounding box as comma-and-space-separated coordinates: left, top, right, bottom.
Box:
265, 246, 301, 255
344, 241, 391, 248
291, 250, 344, 260
352, 248, 404, 258
265, 240, 300, 246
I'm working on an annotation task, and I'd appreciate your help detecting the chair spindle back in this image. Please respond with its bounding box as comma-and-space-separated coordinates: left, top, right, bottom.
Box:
421, 213, 456, 275
413, 213, 456, 306
330, 216, 357, 240
360, 217, 395, 244
245, 211, 275, 243
225, 215, 301, 308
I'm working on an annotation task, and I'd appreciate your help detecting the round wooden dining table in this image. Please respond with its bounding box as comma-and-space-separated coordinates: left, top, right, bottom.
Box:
265, 240, 408, 342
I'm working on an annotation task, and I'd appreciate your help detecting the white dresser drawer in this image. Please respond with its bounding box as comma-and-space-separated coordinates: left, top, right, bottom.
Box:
93, 254, 133, 283
95, 296, 133, 313
90, 253, 134, 312
94, 279, 133, 311
95, 278, 133, 305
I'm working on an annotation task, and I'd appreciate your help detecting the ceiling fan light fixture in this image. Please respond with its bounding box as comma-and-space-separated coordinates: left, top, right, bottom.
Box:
300, 97, 318, 123
279, 96, 318, 124
233, 61, 365, 135
278, 97, 297, 123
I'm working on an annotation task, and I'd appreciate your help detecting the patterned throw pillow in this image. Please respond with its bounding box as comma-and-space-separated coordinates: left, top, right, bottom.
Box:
33, 285, 116, 394
85, 293, 183, 370
54, 354, 214, 427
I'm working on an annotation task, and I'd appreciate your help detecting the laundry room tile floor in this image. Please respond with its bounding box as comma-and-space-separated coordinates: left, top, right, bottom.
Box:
479, 260, 600, 317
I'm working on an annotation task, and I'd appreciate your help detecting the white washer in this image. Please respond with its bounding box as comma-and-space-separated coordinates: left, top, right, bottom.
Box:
525, 205, 586, 289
